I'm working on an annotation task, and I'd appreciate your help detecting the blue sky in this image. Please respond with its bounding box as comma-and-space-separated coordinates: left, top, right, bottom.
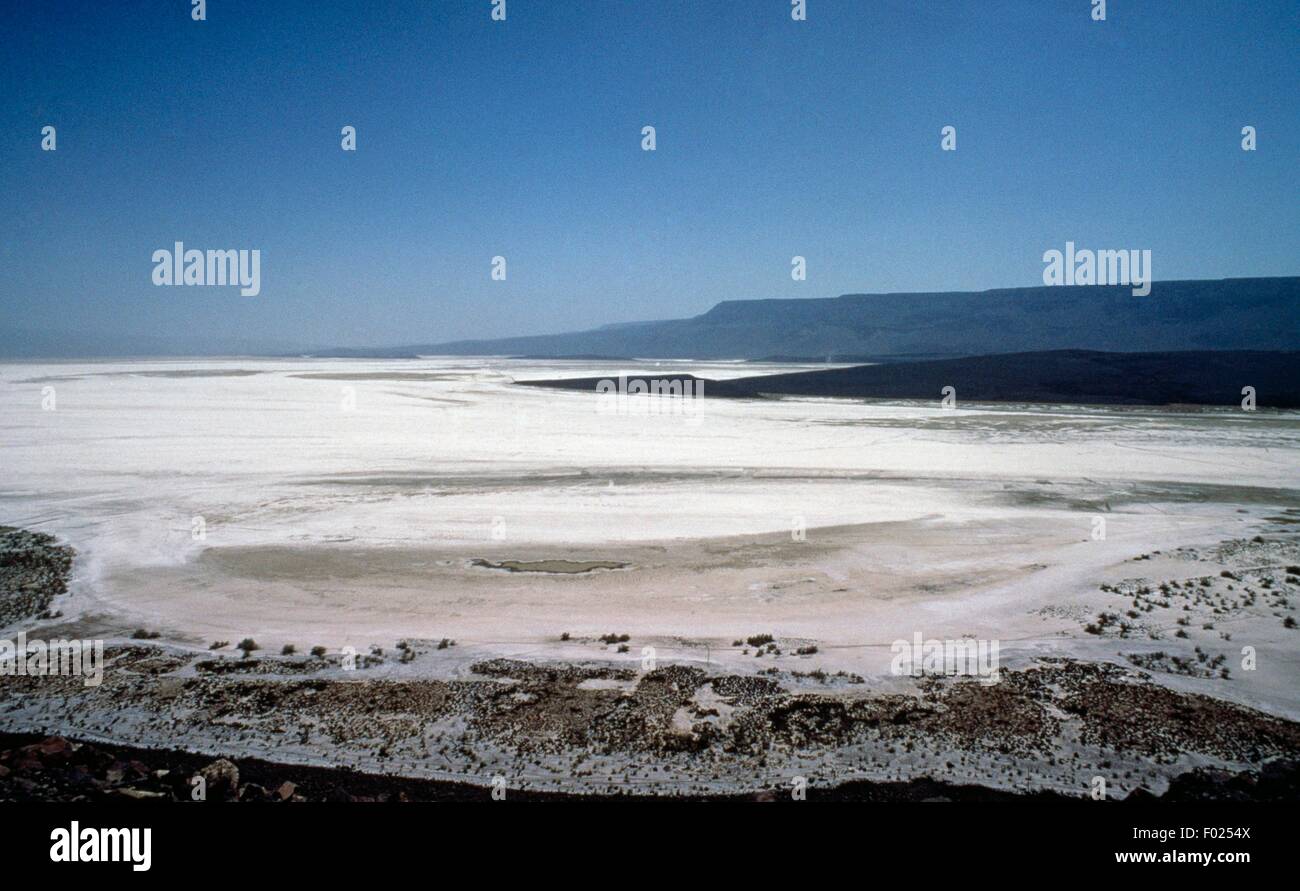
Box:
1, 0, 1296, 350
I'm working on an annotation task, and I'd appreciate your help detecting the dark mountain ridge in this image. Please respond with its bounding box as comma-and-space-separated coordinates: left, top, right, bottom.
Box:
344, 276, 1299, 361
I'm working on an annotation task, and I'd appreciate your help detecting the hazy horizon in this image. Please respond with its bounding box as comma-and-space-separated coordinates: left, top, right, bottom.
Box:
3, 273, 1298, 359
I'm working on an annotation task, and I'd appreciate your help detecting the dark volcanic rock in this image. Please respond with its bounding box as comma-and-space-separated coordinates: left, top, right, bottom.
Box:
199, 758, 240, 801
521, 350, 1300, 408
0, 526, 74, 626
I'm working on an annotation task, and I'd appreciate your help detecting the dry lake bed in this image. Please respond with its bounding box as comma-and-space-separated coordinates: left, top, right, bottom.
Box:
2, 357, 1298, 798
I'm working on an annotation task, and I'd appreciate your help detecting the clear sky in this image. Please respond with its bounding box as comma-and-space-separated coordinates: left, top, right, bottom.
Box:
2, 0, 1296, 350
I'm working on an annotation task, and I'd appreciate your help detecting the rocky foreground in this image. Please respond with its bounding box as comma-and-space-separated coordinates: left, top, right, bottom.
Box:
2, 524, 1299, 800
3, 644, 1299, 800
2, 733, 1297, 802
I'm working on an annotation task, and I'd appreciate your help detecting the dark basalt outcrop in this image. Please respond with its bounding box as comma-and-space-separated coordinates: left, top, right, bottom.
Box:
0, 526, 73, 627
520, 349, 1300, 408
